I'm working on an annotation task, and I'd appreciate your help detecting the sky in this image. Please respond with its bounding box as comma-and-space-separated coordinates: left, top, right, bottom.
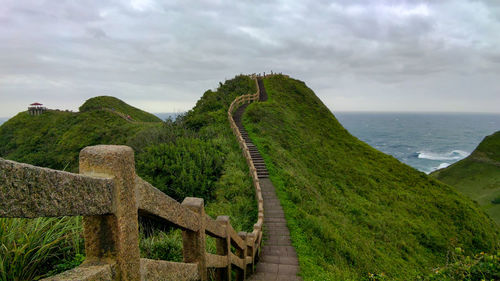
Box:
1, 0, 500, 117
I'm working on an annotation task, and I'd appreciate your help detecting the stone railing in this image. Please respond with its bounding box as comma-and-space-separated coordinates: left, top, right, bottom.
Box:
0, 148, 262, 280
0, 76, 266, 281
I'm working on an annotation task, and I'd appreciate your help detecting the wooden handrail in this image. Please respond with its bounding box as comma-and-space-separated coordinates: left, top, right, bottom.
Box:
0, 75, 265, 281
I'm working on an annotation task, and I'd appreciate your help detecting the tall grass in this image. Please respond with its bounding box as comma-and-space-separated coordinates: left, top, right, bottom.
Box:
0, 217, 83, 281
139, 228, 183, 262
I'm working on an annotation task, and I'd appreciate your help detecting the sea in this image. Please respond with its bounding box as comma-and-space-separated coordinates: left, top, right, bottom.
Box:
154, 112, 182, 121
335, 112, 500, 174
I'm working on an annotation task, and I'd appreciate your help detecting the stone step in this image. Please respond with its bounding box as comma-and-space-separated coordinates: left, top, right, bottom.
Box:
254, 262, 299, 274
262, 246, 298, 258
248, 273, 302, 281
260, 255, 298, 265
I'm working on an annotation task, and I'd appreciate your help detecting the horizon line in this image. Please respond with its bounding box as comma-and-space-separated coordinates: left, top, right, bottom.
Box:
2, 110, 500, 120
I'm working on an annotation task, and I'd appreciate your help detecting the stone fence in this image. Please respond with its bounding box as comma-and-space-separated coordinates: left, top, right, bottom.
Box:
0, 77, 265, 281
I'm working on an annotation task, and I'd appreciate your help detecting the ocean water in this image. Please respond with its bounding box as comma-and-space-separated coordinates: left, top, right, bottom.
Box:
335, 112, 500, 174
154, 112, 182, 121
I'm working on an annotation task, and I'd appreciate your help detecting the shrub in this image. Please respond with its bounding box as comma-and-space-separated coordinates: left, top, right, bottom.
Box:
491, 196, 500, 205
425, 248, 500, 281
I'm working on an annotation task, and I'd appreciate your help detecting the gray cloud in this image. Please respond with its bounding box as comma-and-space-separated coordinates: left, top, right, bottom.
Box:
1, 0, 499, 116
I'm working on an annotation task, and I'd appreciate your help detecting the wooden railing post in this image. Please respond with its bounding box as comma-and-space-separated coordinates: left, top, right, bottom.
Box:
236, 232, 247, 281
246, 232, 256, 274
182, 197, 208, 281
216, 216, 231, 281
253, 223, 263, 263
79, 145, 140, 281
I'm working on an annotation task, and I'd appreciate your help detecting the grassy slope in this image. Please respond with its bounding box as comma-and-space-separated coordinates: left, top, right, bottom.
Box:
242, 75, 499, 280
0, 100, 160, 172
79, 96, 162, 122
431, 131, 500, 225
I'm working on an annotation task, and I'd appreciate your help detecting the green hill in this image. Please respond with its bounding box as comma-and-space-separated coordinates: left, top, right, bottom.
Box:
242, 75, 499, 280
79, 96, 162, 122
0, 96, 161, 172
0, 77, 259, 280
431, 131, 500, 225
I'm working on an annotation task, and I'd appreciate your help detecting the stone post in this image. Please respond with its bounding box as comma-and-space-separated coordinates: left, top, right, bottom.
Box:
79, 145, 140, 281
182, 197, 207, 281
216, 215, 231, 281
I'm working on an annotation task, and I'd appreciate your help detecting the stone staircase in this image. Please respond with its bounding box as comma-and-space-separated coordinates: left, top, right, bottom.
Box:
232, 78, 302, 281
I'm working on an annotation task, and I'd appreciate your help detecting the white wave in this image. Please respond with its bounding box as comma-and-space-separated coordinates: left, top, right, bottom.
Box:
437, 162, 451, 169
425, 162, 452, 174
425, 162, 451, 174
417, 150, 469, 161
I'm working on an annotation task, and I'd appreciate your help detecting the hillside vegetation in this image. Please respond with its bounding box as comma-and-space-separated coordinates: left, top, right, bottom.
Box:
0, 78, 258, 280
242, 75, 499, 280
0, 96, 160, 172
431, 131, 500, 225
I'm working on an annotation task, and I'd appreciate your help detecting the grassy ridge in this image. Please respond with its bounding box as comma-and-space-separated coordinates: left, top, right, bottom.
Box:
242, 75, 499, 280
79, 96, 162, 122
432, 131, 500, 225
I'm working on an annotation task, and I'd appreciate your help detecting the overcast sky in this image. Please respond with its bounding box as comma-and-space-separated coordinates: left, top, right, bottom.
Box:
1, 0, 500, 117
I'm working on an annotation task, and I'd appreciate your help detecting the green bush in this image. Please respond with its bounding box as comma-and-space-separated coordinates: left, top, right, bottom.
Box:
136, 138, 224, 201
491, 196, 500, 205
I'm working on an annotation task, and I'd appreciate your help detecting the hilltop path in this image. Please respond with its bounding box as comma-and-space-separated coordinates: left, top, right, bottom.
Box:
102, 107, 160, 124
233, 78, 302, 281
